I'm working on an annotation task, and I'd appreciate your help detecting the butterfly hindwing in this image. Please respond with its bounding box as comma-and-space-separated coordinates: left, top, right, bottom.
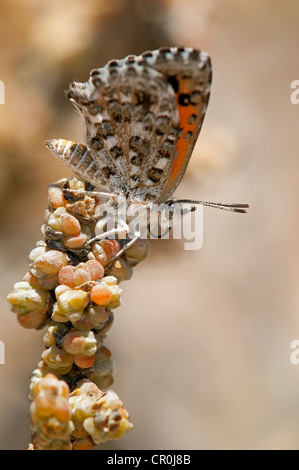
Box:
46, 47, 211, 205
45, 139, 111, 190
67, 63, 180, 202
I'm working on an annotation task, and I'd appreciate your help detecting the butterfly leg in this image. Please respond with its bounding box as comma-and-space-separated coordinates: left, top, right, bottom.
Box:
148, 202, 196, 239
109, 235, 141, 263
85, 219, 129, 247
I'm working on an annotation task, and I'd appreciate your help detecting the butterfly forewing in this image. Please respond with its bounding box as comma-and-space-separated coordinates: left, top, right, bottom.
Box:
135, 47, 212, 202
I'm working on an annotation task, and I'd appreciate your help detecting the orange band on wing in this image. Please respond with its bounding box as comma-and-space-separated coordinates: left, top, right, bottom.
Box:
167, 80, 197, 184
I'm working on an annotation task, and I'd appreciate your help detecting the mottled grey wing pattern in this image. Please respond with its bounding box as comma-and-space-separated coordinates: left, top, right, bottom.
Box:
45, 139, 112, 190
67, 63, 180, 202
46, 47, 211, 204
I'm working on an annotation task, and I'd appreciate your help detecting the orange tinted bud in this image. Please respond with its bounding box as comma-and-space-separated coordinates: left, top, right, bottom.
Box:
58, 260, 104, 288
60, 212, 81, 236
86, 260, 104, 281
17, 310, 47, 329
74, 354, 95, 368
58, 266, 76, 288
90, 283, 112, 306
63, 330, 99, 357
102, 240, 121, 260
63, 231, 88, 249
64, 332, 85, 353
48, 187, 66, 209
72, 437, 94, 450
92, 240, 121, 267
36, 250, 68, 275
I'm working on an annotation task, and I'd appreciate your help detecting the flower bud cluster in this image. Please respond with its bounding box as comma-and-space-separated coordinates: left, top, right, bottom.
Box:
7, 177, 150, 449
69, 380, 133, 449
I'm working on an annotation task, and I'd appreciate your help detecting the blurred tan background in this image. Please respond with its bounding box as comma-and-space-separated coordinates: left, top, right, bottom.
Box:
1, 0, 299, 450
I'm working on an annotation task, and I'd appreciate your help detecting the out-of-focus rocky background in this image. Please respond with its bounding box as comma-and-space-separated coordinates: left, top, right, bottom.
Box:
1, 0, 299, 449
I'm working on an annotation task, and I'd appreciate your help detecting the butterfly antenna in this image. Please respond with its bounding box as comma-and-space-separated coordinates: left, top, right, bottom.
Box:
167, 199, 249, 213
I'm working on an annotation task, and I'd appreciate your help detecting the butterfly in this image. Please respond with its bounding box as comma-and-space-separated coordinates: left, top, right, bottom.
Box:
45, 47, 248, 250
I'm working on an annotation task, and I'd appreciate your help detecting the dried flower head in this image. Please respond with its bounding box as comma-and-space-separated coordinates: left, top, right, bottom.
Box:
30, 373, 74, 450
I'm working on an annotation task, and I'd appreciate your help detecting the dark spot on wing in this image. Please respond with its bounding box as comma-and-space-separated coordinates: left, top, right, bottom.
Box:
87, 104, 103, 116
110, 145, 122, 159
122, 102, 133, 122
168, 76, 179, 93
96, 120, 114, 139
107, 100, 122, 122
184, 131, 193, 142
90, 137, 104, 151
155, 116, 170, 135
158, 139, 175, 159
147, 168, 163, 183
178, 93, 190, 106
189, 49, 200, 61
188, 113, 197, 124
142, 51, 153, 58
190, 91, 202, 105
102, 166, 115, 179
129, 136, 149, 157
